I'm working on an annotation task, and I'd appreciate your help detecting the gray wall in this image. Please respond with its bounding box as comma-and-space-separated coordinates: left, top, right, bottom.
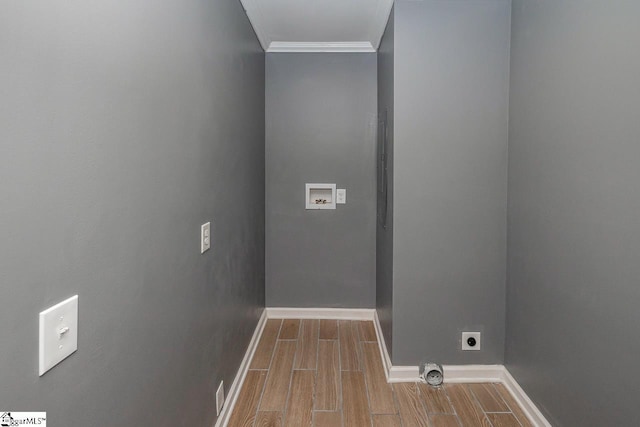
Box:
506, 2, 640, 426
266, 53, 377, 308
392, 0, 511, 365
0, 1, 264, 426
376, 7, 395, 357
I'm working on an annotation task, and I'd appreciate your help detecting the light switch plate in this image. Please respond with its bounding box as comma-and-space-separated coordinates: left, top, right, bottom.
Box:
39, 295, 78, 376
201, 222, 211, 254
336, 189, 346, 204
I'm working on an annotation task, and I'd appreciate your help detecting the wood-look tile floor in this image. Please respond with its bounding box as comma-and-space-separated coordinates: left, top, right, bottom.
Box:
228, 319, 532, 427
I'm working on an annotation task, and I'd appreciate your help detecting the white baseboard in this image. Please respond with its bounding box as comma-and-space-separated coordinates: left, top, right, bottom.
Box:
214, 310, 267, 427
443, 364, 506, 383
216, 307, 551, 427
501, 367, 553, 427
265, 307, 375, 320
370, 311, 551, 427
373, 311, 393, 381
387, 365, 418, 382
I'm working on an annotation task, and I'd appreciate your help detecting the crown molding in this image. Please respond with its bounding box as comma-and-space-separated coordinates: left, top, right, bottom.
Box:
267, 42, 376, 53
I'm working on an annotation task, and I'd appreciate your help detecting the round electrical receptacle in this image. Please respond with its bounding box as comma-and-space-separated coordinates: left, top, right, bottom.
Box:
420, 362, 444, 387
426, 370, 443, 386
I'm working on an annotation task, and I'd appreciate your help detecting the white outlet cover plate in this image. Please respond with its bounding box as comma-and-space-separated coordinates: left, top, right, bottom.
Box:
201, 222, 211, 253
216, 381, 225, 416
39, 295, 78, 376
461, 331, 481, 351
336, 188, 346, 204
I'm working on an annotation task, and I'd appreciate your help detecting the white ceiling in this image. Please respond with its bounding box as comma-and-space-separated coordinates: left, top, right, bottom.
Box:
240, 0, 394, 52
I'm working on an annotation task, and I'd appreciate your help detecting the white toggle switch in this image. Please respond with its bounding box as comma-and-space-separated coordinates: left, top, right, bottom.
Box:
57, 326, 70, 338
201, 222, 211, 253
39, 295, 78, 376
336, 189, 346, 204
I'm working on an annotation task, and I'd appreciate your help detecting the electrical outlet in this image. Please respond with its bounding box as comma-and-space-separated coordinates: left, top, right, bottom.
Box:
461, 332, 481, 351
216, 381, 225, 416
201, 222, 211, 254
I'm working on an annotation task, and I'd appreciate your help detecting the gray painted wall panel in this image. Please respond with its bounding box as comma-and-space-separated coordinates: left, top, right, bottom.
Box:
376, 7, 395, 357
506, 2, 640, 426
266, 53, 377, 308
0, 1, 265, 426
392, 0, 511, 365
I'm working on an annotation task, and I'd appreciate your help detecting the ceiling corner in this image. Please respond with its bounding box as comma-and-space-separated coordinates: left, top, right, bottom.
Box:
240, 0, 270, 51
240, 0, 395, 53
370, 0, 394, 49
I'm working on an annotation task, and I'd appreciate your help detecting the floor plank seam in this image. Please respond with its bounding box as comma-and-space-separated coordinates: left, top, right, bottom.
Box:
413, 379, 429, 426
390, 382, 405, 427
468, 384, 504, 427
440, 384, 462, 427
312, 320, 320, 427
253, 319, 283, 426
490, 383, 525, 426
468, 384, 492, 424
281, 338, 301, 426
336, 321, 344, 427
358, 339, 375, 427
